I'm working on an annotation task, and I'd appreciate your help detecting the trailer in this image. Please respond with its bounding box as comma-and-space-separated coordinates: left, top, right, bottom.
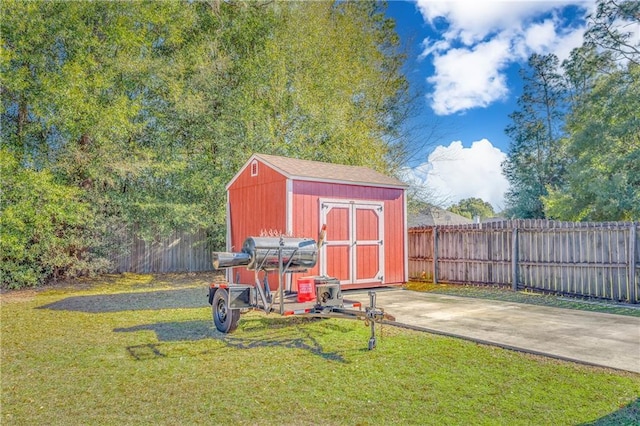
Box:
209, 234, 393, 349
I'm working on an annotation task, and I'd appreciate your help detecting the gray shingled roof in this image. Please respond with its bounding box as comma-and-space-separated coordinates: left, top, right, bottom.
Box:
254, 153, 408, 188
408, 205, 473, 227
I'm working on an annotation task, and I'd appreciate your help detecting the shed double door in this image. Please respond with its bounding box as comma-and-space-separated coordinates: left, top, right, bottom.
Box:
319, 200, 384, 287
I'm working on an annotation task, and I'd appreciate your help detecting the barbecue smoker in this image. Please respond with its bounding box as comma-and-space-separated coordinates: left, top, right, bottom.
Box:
209, 234, 391, 350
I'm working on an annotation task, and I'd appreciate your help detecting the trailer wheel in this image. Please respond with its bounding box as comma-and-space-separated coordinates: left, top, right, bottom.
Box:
212, 288, 240, 333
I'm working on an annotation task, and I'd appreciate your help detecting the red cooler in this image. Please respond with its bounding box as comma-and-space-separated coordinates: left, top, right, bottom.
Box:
297, 277, 316, 302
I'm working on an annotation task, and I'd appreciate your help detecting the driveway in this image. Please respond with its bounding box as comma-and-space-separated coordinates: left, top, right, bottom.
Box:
348, 288, 640, 373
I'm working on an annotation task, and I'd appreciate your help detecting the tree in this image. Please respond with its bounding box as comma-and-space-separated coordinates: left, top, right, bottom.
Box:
1, 2, 166, 286
1, 1, 202, 235
447, 198, 495, 221
1, 1, 413, 287
135, 0, 413, 244
584, 0, 640, 66
562, 44, 617, 107
502, 54, 567, 218
544, 63, 640, 221
543, 0, 639, 221
229, 1, 411, 172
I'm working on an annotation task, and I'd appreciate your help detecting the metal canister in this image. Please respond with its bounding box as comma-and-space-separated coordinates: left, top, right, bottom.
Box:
242, 237, 318, 271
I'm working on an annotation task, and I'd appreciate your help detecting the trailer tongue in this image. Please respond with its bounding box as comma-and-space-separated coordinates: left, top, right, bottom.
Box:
209, 235, 392, 350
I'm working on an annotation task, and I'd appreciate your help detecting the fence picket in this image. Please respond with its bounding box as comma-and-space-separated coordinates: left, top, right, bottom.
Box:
108, 228, 213, 274
408, 221, 640, 303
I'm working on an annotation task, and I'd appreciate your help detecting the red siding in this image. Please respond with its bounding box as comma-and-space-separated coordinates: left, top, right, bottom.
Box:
291, 181, 405, 288
356, 208, 378, 240
326, 246, 350, 281
356, 245, 379, 280
227, 159, 406, 290
227, 161, 287, 287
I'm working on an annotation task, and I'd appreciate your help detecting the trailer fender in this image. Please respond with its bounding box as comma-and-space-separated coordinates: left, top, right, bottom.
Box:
208, 286, 219, 305
209, 284, 252, 309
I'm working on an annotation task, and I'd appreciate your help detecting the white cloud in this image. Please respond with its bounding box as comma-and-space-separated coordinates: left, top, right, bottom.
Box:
524, 19, 558, 53
428, 36, 512, 115
518, 14, 588, 61
548, 22, 590, 62
416, 0, 546, 45
402, 139, 509, 211
416, 0, 593, 115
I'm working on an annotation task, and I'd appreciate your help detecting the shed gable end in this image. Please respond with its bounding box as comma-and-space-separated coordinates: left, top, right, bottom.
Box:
227, 157, 286, 190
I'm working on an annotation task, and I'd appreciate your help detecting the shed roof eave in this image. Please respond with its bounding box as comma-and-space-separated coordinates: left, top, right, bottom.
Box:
226, 153, 409, 191
289, 175, 408, 190
255, 153, 408, 189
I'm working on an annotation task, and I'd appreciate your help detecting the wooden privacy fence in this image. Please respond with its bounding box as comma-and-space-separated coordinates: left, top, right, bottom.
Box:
408, 220, 640, 303
110, 228, 213, 274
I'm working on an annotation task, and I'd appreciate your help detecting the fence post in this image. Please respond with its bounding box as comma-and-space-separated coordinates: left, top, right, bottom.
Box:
433, 227, 438, 284
630, 224, 637, 303
512, 227, 519, 291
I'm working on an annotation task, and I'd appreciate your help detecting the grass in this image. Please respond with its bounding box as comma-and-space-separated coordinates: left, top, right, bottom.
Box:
2, 274, 639, 425
405, 281, 640, 317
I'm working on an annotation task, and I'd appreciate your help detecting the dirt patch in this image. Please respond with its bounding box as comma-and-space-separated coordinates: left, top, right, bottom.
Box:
0, 271, 226, 302
0, 289, 38, 303
38, 287, 207, 312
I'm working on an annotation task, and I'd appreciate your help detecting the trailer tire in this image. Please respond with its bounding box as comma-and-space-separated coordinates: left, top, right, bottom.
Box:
212, 288, 240, 333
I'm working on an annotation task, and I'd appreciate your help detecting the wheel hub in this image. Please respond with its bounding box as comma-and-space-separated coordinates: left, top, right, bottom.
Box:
217, 300, 227, 320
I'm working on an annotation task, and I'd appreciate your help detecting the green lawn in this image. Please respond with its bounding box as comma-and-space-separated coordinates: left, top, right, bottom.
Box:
2, 274, 639, 425
405, 281, 640, 317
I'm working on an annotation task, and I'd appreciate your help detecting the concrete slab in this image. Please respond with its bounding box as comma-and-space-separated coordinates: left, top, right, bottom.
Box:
347, 289, 640, 373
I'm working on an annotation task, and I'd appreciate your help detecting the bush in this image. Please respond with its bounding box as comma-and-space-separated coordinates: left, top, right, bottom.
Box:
0, 149, 103, 289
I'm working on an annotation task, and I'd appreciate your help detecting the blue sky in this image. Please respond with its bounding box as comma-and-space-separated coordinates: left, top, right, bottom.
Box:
385, 0, 596, 211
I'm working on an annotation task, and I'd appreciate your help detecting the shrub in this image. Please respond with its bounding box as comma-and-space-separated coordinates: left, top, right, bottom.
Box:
0, 149, 104, 289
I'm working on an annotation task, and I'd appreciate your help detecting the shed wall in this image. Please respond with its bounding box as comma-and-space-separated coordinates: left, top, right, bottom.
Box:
227, 162, 287, 286
291, 180, 406, 288
226, 158, 407, 290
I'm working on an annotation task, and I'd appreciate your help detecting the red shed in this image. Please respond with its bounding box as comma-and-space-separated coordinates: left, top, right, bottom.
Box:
225, 153, 408, 290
